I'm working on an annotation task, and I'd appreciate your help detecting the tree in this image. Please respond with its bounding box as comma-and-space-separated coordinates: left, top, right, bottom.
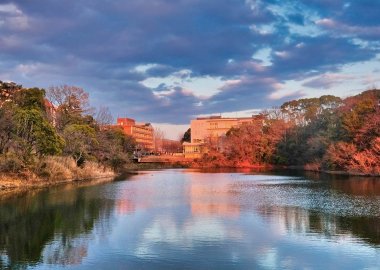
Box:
95, 106, 114, 127
340, 89, 380, 141
46, 85, 93, 130
13, 109, 64, 162
0, 87, 65, 162
223, 118, 266, 165
13, 88, 46, 111
63, 124, 97, 166
0, 81, 22, 107
153, 128, 165, 152
281, 95, 342, 126
94, 128, 136, 170
181, 128, 191, 143
0, 107, 14, 154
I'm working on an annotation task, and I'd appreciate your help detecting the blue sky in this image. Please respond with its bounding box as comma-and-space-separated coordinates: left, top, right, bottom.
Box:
1, 0, 379, 138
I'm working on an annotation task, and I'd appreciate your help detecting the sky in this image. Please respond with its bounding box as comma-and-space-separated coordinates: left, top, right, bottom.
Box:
1, 0, 380, 139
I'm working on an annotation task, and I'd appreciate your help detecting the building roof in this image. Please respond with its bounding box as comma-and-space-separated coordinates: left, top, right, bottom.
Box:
195, 115, 257, 121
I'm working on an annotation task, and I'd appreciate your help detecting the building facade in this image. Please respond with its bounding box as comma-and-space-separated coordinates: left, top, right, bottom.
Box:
117, 118, 154, 150
183, 115, 257, 158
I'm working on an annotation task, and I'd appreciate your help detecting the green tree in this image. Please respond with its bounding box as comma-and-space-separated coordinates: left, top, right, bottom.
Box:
13, 109, 64, 162
63, 124, 98, 166
94, 128, 136, 170
0, 108, 14, 154
181, 128, 191, 143
13, 87, 46, 111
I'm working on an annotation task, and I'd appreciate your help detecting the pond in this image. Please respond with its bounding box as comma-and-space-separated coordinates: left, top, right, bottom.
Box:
0, 169, 379, 269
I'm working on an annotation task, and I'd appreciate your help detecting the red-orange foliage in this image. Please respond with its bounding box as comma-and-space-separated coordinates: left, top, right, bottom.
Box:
354, 110, 380, 149
221, 118, 290, 166
197, 90, 380, 175
324, 142, 357, 170
348, 138, 380, 175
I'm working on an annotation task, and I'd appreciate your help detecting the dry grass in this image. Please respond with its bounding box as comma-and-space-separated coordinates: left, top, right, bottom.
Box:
0, 156, 115, 192
0, 156, 116, 193
37, 156, 115, 181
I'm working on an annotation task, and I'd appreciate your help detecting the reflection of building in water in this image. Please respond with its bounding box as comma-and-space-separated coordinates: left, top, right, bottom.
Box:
116, 199, 136, 215
191, 201, 240, 217
189, 174, 240, 217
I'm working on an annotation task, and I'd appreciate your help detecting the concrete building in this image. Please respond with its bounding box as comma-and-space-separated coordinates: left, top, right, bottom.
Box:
183, 115, 258, 158
117, 117, 154, 150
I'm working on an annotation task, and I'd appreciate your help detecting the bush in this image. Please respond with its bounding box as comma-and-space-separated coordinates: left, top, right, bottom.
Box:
35, 156, 74, 180
0, 155, 24, 173
35, 156, 114, 181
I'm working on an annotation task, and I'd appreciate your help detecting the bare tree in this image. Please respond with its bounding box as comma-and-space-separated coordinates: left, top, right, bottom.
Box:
46, 85, 92, 114
153, 127, 165, 153
46, 85, 94, 130
95, 106, 114, 126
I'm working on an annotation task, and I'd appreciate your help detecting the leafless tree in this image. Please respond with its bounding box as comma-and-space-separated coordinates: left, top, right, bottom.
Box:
47, 85, 92, 114
153, 127, 165, 152
46, 85, 95, 130
95, 106, 114, 126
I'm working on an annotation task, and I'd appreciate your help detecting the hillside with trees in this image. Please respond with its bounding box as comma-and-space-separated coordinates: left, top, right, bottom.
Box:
0, 81, 137, 184
198, 89, 380, 176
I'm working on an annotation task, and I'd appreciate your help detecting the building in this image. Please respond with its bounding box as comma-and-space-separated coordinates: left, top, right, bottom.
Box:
44, 99, 57, 126
183, 115, 258, 158
117, 117, 154, 150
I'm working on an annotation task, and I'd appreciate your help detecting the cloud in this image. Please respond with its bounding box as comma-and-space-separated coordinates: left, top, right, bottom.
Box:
303, 73, 356, 89
316, 18, 380, 40
203, 76, 298, 113
0, 3, 29, 31
0, 0, 379, 125
269, 36, 377, 80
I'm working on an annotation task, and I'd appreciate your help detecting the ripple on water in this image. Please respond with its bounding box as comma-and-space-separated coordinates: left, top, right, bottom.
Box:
230, 175, 380, 217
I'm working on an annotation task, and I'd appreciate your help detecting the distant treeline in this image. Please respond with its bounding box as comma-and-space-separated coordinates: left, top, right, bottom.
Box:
199, 89, 380, 175
0, 81, 137, 180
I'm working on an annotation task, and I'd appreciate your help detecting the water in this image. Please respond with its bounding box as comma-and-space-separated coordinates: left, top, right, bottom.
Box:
0, 169, 379, 269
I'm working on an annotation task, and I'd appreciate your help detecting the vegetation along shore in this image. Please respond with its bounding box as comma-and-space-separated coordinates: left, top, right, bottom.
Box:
0, 81, 142, 191
191, 89, 380, 176
0, 80, 379, 195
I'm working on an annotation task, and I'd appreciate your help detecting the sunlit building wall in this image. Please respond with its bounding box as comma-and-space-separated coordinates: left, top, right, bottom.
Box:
117, 117, 154, 150
183, 115, 257, 158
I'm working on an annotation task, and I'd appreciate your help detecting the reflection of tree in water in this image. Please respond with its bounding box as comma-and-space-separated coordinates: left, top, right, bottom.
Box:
43, 237, 89, 266
264, 171, 380, 245
303, 171, 380, 196
0, 186, 115, 268
258, 206, 380, 246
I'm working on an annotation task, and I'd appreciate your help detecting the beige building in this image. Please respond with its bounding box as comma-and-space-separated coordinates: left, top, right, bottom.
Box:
183, 115, 257, 158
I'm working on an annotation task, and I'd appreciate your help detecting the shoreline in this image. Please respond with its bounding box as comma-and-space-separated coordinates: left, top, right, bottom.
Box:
1, 162, 379, 199
190, 163, 380, 177
0, 172, 116, 199
0, 162, 186, 198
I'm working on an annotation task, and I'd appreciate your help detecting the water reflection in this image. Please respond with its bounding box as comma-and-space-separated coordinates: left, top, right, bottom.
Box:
189, 173, 240, 217
258, 205, 380, 246
302, 171, 380, 196
0, 182, 116, 269
0, 170, 379, 269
